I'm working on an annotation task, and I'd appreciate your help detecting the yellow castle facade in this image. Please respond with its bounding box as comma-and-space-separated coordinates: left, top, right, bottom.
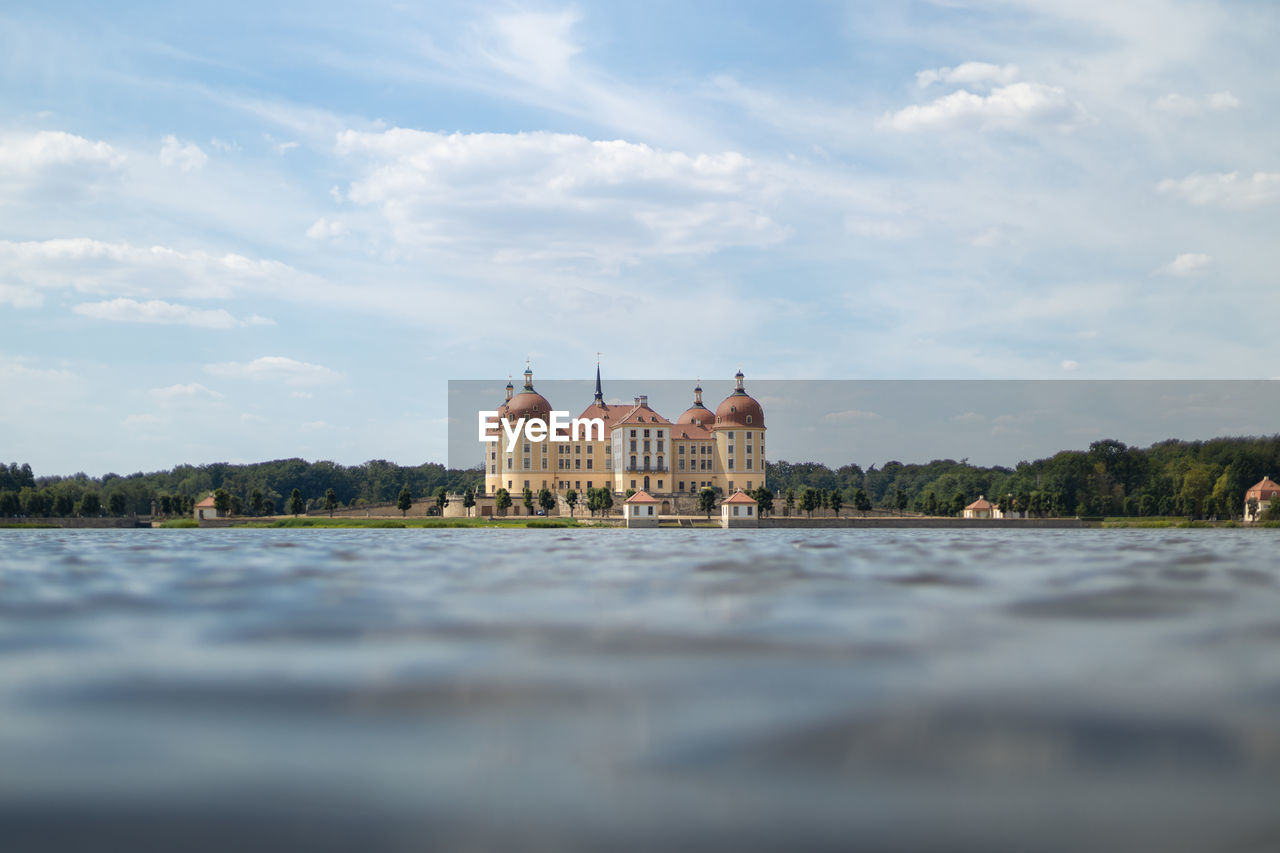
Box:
483, 365, 766, 497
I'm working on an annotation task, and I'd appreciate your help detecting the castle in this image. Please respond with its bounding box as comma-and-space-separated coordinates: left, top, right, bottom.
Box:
483, 365, 766, 499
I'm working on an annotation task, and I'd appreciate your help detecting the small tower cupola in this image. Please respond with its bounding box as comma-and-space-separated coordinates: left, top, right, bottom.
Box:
734, 369, 745, 393
505, 377, 514, 402
523, 361, 534, 391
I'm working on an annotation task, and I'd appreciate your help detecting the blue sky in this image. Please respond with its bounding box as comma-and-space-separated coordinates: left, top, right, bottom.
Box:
2, 1, 1277, 475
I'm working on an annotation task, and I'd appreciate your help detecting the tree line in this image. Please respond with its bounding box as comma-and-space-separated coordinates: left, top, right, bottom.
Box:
766, 435, 1280, 519
0, 458, 484, 519
5, 434, 1280, 520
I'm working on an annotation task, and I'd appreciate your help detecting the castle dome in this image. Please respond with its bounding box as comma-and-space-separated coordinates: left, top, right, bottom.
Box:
502, 366, 552, 422
714, 370, 764, 428
677, 381, 715, 427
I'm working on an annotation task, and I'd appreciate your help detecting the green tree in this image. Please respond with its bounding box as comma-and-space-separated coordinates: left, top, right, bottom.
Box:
1139, 494, 1156, 517
80, 491, 101, 516
565, 488, 578, 517
249, 489, 264, 517
752, 485, 774, 517
397, 485, 413, 517
463, 487, 476, 517
495, 488, 512, 517
784, 488, 795, 516
324, 487, 339, 517
895, 489, 909, 516
600, 488, 614, 516
213, 488, 231, 516
522, 486, 534, 516
52, 492, 74, 517
1247, 496, 1259, 520
0, 491, 19, 517
538, 487, 555, 515
698, 487, 717, 519
923, 490, 939, 516
230, 495, 243, 516
435, 486, 449, 516
950, 491, 967, 517
107, 491, 126, 516
828, 489, 843, 516
288, 488, 305, 517
625, 487, 636, 499
263, 498, 276, 516
854, 488, 871, 516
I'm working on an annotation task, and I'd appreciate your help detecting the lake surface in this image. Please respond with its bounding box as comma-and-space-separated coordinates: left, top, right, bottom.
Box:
2, 528, 1279, 852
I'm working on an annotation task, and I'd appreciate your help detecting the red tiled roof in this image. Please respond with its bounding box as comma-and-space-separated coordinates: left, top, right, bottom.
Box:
965, 497, 994, 510
1246, 477, 1280, 498
195, 494, 216, 508
624, 489, 660, 503
723, 490, 757, 504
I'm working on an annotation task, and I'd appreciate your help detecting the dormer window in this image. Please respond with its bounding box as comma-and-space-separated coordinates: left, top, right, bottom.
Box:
746, 416, 752, 424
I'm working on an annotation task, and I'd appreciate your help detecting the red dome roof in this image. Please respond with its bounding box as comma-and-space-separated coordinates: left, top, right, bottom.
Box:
714, 394, 763, 427
677, 404, 714, 427
713, 370, 764, 428
503, 390, 552, 422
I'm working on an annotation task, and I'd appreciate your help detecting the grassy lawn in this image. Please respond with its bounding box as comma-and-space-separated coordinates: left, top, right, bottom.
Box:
226, 516, 584, 529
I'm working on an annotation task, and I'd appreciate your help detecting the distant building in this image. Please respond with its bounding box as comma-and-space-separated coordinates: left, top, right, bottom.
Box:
1244, 476, 1280, 522
963, 495, 996, 519
193, 493, 223, 521
484, 363, 766, 498
624, 489, 660, 528
721, 489, 759, 528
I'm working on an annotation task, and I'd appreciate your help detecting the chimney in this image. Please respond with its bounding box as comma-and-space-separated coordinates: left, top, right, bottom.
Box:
639, 395, 648, 407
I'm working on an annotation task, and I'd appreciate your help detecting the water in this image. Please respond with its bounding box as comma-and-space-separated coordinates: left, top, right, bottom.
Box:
2, 528, 1279, 851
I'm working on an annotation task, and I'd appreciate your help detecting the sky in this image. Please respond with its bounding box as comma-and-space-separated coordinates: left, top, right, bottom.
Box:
2, 0, 1277, 476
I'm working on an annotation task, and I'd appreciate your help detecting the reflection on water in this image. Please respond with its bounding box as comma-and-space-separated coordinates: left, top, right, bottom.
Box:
2, 528, 1280, 851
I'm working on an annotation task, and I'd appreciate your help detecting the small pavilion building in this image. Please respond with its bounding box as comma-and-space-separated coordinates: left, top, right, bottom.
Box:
193, 493, 223, 521
624, 489, 661, 528
1245, 476, 1280, 523
963, 496, 996, 519
721, 489, 759, 528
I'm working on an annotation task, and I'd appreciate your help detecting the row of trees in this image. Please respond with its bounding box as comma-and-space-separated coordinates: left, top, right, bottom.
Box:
7, 435, 1280, 521
766, 435, 1280, 520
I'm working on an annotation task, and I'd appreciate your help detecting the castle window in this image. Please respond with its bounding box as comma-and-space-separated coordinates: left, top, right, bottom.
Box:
643, 429, 650, 438
728, 431, 735, 440
679, 460, 685, 470
587, 459, 593, 469
657, 456, 664, 469
656, 440, 663, 452
728, 459, 735, 470
746, 416, 752, 424
678, 446, 685, 454
575, 459, 581, 469
630, 430, 636, 438
746, 459, 753, 470
746, 432, 752, 439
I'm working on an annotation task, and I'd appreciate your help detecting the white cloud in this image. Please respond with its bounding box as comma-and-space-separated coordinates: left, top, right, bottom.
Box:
1152, 91, 1240, 116
72, 298, 271, 329
0, 130, 124, 174
150, 383, 224, 401
880, 82, 1087, 132
0, 238, 303, 301
845, 217, 915, 240
820, 409, 882, 424
306, 217, 346, 239
916, 62, 1020, 88
122, 413, 165, 428
1157, 252, 1212, 276
335, 128, 785, 266
159, 135, 208, 171
487, 10, 582, 85
209, 137, 240, 153
1156, 172, 1280, 208
1061, 360, 1080, 371
74, 298, 235, 328
0, 283, 43, 308
205, 356, 342, 386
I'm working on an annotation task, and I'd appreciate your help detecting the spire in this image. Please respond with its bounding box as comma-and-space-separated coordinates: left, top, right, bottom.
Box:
734, 368, 745, 393
505, 375, 513, 402
693, 380, 703, 406
523, 360, 533, 391
594, 359, 603, 404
